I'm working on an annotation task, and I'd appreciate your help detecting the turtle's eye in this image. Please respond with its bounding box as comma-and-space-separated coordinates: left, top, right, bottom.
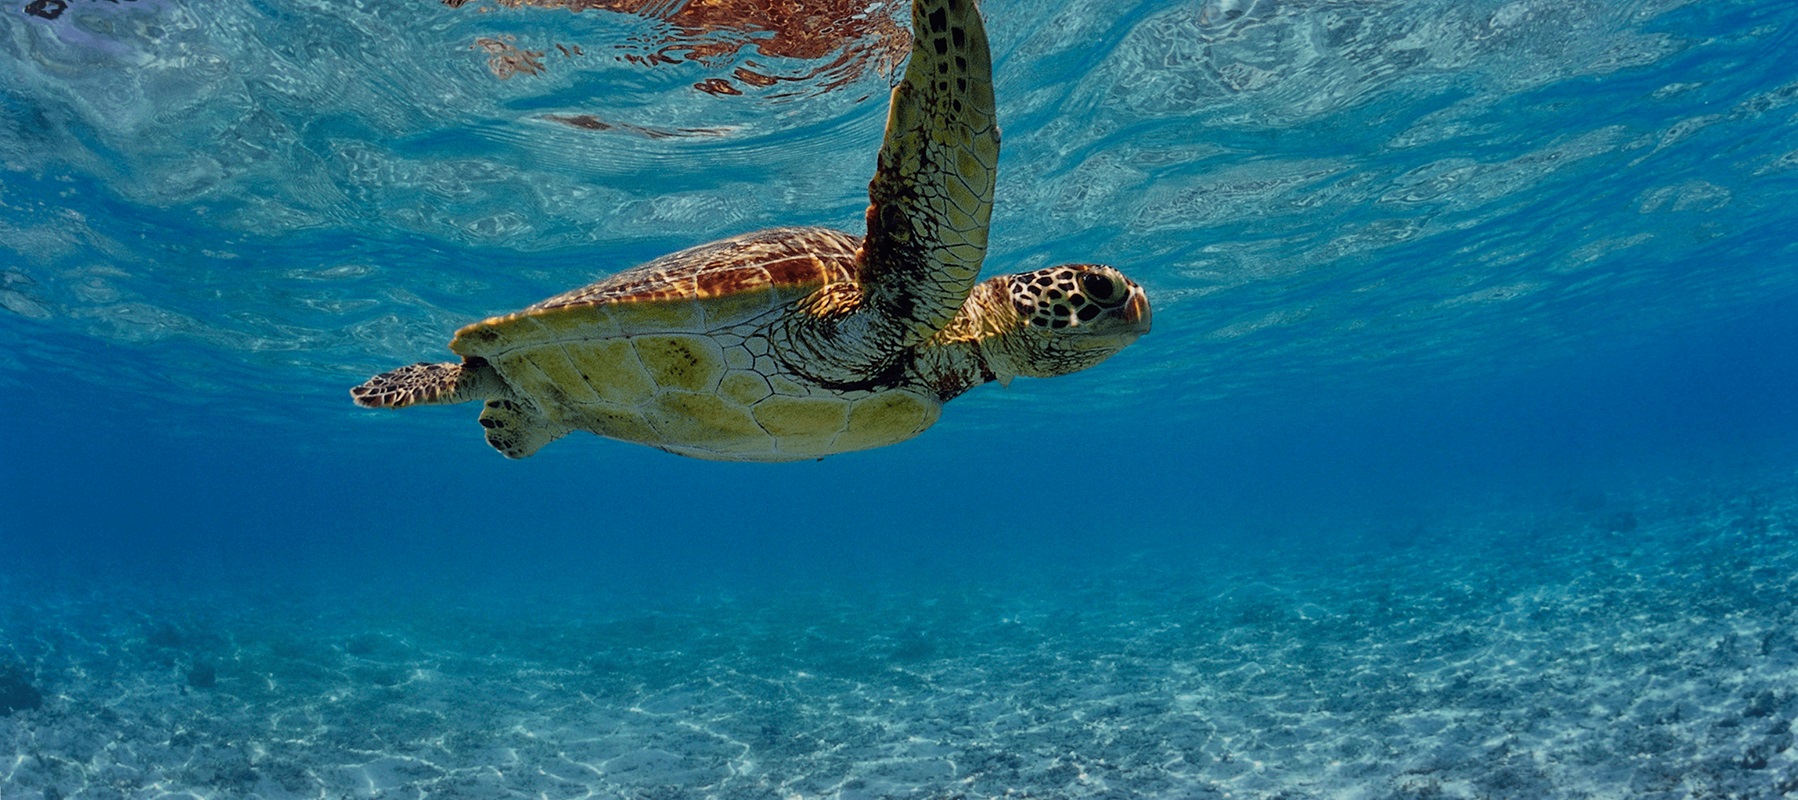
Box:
1080, 272, 1124, 306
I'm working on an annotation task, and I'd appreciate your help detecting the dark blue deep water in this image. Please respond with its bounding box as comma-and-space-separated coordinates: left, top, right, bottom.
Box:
4, 0, 1798, 797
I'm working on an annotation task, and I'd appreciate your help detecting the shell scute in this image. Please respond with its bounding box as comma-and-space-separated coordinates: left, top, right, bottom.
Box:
835, 392, 939, 453
612, 299, 706, 333
500, 353, 572, 410
720, 371, 774, 406
753, 395, 850, 456
645, 390, 772, 453
633, 335, 726, 394
767, 374, 807, 397
522, 348, 601, 405
695, 286, 787, 329
537, 304, 622, 339
561, 340, 656, 405
751, 395, 849, 438
565, 404, 662, 445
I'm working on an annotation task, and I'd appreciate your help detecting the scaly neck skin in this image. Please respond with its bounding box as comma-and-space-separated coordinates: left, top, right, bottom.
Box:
909, 278, 1021, 401
775, 276, 1019, 397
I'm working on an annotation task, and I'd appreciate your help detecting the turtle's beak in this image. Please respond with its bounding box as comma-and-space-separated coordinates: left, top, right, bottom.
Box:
1122, 288, 1152, 334
1071, 287, 1151, 352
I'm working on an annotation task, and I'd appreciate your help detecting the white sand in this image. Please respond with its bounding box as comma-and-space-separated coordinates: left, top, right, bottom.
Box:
3, 478, 1796, 798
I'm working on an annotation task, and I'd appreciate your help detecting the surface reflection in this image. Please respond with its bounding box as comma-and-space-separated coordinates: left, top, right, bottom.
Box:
445, 0, 910, 97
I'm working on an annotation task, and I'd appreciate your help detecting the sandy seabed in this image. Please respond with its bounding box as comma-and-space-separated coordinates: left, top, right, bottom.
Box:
3, 479, 1797, 799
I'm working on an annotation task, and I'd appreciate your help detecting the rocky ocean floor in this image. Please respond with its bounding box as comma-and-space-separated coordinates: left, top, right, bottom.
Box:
4, 477, 1798, 799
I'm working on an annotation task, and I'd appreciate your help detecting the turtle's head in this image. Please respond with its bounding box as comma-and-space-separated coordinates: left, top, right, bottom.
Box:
976, 264, 1151, 381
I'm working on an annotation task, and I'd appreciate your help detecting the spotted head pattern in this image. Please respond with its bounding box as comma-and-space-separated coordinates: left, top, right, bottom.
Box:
1007, 265, 1142, 330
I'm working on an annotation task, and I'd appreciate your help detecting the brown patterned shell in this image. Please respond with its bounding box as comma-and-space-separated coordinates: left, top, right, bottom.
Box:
445, 227, 941, 461
466, 227, 861, 337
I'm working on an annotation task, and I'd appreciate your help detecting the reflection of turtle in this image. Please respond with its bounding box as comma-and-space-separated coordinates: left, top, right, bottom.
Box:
352, 0, 1151, 461
446, 0, 910, 96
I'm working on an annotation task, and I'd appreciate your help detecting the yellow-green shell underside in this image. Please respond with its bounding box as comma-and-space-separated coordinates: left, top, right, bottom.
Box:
445, 228, 941, 462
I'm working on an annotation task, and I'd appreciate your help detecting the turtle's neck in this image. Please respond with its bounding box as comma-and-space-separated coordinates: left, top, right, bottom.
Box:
908, 338, 993, 401
908, 278, 1019, 401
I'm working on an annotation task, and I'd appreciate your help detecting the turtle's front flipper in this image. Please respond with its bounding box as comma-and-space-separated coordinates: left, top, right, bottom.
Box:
858, 0, 998, 345
351, 360, 498, 408
478, 399, 569, 459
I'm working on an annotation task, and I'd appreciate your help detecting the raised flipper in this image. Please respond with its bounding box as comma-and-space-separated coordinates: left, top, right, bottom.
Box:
350, 360, 500, 409
858, 0, 999, 344
478, 398, 569, 459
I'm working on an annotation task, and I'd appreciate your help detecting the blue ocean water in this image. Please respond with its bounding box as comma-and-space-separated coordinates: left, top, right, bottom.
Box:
4, 0, 1798, 796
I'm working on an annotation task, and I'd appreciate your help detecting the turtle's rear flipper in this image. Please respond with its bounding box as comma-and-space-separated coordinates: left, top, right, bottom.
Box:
352, 360, 496, 408
479, 399, 569, 459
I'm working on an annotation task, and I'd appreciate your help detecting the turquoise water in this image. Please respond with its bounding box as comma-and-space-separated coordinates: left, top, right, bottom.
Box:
5, 0, 1798, 796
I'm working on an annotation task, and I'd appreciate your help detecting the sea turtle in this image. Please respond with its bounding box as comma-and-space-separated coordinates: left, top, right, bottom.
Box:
351, 0, 1151, 462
